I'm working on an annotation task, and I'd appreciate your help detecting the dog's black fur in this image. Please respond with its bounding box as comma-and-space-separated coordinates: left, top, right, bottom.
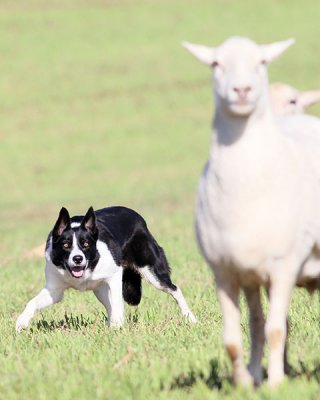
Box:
48, 206, 177, 306
16, 206, 196, 332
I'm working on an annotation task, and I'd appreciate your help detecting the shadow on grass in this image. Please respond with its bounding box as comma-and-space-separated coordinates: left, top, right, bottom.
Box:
286, 360, 320, 383
127, 310, 139, 324
167, 359, 320, 392
167, 359, 229, 391
32, 313, 99, 333
31, 310, 140, 333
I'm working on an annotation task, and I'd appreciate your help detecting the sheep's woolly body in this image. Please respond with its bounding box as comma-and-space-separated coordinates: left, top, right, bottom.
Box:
280, 113, 320, 289
197, 119, 319, 278
183, 36, 320, 388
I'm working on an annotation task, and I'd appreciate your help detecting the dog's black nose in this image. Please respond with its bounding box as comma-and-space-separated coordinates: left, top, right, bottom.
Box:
73, 255, 83, 265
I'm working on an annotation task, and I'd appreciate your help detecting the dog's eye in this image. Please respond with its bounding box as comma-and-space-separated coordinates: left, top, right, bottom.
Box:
63, 242, 71, 249
82, 241, 89, 248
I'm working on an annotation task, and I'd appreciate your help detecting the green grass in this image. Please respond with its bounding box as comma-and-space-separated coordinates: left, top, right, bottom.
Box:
0, 1, 320, 399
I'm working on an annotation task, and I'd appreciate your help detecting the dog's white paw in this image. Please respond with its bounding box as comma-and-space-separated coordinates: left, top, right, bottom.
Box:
184, 311, 197, 324
16, 314, 31, 333
109, 318, 124, 329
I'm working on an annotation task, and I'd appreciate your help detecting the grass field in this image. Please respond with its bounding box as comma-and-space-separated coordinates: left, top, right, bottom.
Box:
0, 1, 320, 399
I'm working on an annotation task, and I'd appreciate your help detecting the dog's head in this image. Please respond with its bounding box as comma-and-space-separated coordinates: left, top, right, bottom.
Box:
50, 207, 100, 278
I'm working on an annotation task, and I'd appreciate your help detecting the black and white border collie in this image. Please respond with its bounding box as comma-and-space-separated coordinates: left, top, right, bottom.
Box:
16, 206, 196, 332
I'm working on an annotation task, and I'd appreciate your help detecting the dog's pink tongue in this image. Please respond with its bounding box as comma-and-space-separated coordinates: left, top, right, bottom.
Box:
72, 269, 84, 278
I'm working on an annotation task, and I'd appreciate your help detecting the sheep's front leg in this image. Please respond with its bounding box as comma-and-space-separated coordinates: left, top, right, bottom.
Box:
244, 286, 265, 386
266, 289, 291, 375
266, 273, 295, 387
16, 287, 64, 333
215, 273, 253, 386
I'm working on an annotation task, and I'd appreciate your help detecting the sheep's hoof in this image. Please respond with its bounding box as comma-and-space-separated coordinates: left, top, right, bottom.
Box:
233, 367, 254, 387
268, 372, 285, 389
248, 365, 263, 387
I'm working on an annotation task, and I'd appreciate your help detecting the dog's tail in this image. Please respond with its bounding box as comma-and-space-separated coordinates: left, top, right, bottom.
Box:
122, 268, 142, 306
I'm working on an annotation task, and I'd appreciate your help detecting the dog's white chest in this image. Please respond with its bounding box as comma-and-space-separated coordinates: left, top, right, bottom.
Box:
47, 240, 120, 291
74, 241, 120, 290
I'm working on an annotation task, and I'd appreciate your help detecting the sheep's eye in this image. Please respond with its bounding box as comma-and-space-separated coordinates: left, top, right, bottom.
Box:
261, 59, 267, 65
63, 242, 71, 249
289, 99, 297, 105
82, 241, 89, 248
212, 61, 219, 68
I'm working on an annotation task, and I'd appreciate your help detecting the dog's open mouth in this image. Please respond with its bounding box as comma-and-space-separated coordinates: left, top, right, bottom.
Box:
70, 267, 85, 278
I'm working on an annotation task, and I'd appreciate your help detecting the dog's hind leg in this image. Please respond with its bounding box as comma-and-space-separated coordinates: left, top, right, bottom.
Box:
16, 287, 64, 333
139, 266, 197, 323
122, 268, 142, 306
124, 230, 196, 322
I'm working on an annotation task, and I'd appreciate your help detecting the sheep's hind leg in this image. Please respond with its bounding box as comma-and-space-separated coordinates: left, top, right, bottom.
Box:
244, 286, 265, 386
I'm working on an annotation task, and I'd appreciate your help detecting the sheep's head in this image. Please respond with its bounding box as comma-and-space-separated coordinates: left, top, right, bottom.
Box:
270, 82, 320, 115
182, 37, 295, 117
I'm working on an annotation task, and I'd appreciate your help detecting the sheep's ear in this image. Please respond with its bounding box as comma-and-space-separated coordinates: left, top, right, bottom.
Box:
260, 38, 295, 64
182, 41, 216, 66
299, 90, 320, 109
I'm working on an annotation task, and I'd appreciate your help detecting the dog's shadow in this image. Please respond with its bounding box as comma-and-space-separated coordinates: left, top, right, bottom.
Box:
32, 310, 140, 333
32, 313, 98, 333
167, 359, 320, 392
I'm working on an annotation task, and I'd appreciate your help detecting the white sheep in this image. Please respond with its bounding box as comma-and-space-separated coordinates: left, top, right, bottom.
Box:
183, 36, 320, 388
270, 82, 320, 115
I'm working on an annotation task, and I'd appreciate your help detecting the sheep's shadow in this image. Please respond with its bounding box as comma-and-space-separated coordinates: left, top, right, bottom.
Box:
167, 359, 320, 392
167, 359, 227, 391
286, 360, 320, 383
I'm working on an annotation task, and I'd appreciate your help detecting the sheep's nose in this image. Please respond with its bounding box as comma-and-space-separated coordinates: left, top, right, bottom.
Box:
233, 86, 252, 99
73, 255, 83, 264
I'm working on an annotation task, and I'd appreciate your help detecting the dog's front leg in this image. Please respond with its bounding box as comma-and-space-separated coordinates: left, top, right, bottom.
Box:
106, 268, 125, 328
93, 283, 112, 323
16, 287, 64, 333
94, 278, 124, 328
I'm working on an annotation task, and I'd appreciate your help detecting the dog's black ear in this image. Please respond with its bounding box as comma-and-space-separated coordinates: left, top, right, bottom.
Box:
52, 207, 71, 237
81, 206, 98, 238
